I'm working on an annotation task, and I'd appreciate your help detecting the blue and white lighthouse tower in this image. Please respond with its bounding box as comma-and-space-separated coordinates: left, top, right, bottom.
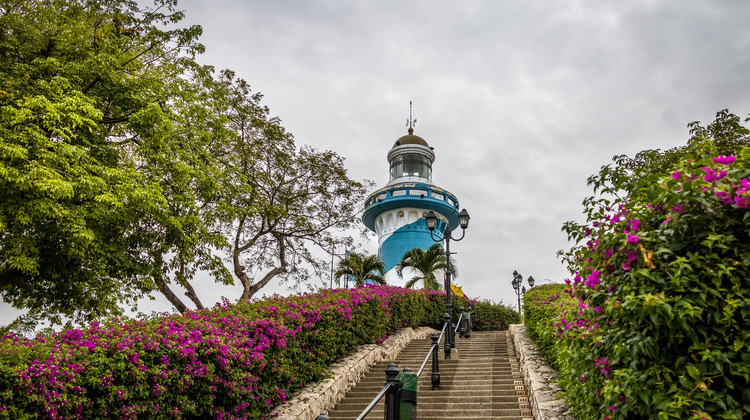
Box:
362, 124, 461, 285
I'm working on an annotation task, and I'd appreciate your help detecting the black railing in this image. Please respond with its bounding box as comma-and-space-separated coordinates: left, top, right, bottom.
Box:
416, 321, 448, 390
353, 362, 401, 420
456, 306, 472, 339
317, 309, 474, 420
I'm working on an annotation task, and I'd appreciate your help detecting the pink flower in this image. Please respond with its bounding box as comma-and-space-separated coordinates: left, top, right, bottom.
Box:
702, 167, 718, 182
735, 195, 750, 208
713, 155, 736, 165
585, 271, 601, 288
627, 234, 639, 244
671, 171, 681, 180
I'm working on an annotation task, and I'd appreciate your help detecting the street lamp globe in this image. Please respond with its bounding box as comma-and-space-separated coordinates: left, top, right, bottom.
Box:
457, 209, 470, 229
425, 211, 438, 231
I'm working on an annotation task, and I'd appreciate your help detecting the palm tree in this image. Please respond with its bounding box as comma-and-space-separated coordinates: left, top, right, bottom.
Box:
334, 252, 386, 287
395, 243, 457, 290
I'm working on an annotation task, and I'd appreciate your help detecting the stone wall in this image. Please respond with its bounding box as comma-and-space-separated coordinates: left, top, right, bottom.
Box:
272, 326, 437, 420
510, 324, 576, 420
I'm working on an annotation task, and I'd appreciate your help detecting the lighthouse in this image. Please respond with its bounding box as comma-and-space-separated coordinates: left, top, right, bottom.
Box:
362, 121, 462, 286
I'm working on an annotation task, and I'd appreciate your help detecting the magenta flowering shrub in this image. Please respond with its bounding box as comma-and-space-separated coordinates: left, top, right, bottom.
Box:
0, 286, 451, 419
522, 284, 575, 371
555, 142, 750, 419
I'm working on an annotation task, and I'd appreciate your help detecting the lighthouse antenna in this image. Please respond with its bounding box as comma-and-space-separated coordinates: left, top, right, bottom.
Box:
406, 101, 417, 129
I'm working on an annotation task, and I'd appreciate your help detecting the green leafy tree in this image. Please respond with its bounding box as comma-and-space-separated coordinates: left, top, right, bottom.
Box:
395, 243, 456, 290
206, 72, 373, 302
0, 0, 233, 327
0, 0, 371, 328
334, 252, 386, 287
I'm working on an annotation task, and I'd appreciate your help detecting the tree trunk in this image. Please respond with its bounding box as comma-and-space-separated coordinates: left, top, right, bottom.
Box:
157, 277, 189, 314
235, 232, 287, 303
182, 279, 204, 310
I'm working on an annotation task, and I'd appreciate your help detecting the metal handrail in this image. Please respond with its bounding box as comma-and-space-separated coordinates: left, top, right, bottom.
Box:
417, 321, 447, 377
453, 312, 464, 335
348, 313, 472, 420
354, 382, 396, 420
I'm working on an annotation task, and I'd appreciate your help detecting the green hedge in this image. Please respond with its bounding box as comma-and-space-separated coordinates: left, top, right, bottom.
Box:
470, 299, 520, 331
523, 284, 574, 372
0, 286, 513, 419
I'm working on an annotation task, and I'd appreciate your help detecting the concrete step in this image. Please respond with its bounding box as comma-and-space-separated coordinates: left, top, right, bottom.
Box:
326, 331, 531, 420
327, 407, 524, 420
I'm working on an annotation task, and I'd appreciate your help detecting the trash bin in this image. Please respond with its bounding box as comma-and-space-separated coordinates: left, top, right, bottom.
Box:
397, 368, 418, 419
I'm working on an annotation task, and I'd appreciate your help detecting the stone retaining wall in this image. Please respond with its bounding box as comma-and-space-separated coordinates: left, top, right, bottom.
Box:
510, 324, 575, 420
272, 326, 437, 420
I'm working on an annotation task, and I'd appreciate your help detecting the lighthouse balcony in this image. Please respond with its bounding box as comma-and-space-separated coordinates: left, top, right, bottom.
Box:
362, 182, 460, 231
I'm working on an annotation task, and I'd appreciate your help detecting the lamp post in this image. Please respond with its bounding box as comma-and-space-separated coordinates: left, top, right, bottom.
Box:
425, 209, 470, 356
512, 271, 535, 315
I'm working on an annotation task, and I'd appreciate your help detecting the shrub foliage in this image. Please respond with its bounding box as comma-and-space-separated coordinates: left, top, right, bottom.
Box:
523, 284, 574, 372
471, 299, 520, 331
553, 134, 750, 418
0, 286, 513, 419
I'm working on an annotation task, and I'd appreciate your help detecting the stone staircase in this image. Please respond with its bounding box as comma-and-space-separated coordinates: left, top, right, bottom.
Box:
326, 331, 533, 419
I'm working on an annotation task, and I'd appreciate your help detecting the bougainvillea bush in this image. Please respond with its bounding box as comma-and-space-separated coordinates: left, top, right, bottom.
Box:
556, 138, 750, 419
523, 284, 575, 372
0, 285, 512, 419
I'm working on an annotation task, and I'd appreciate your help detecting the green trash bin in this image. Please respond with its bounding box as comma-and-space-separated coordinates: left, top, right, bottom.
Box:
397, 369, 418, 419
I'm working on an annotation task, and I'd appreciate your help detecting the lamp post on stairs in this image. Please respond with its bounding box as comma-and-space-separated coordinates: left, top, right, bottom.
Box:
425, 209, 470, 353
512, 270, 535, 315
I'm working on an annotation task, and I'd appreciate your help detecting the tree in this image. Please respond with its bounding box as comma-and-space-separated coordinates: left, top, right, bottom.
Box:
207, 72, 373, 302
0, 0, 230, 327
395, 244, 456, 290
334, 252, 386, 287
0, 0, 371, 328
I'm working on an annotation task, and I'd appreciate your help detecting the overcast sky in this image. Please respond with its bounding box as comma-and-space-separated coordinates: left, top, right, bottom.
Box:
4, 0, 750, 326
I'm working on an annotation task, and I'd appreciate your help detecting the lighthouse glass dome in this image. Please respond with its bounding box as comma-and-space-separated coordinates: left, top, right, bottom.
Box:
389, 153, 432, 180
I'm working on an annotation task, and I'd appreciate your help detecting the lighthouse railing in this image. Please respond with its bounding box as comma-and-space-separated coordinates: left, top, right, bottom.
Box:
364, 183, 459, 211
